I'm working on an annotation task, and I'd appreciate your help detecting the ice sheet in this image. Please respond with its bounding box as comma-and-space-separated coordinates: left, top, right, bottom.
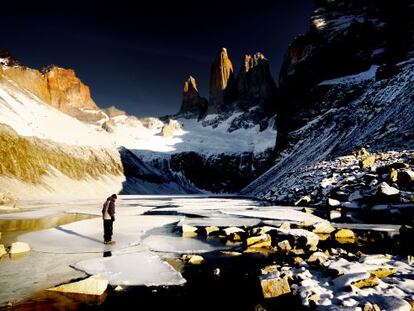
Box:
142, 235, 232, 254
72, 252, 186, 286
178, 216, 260, 227
221, 207, 326, 224
18, 215, 181, 253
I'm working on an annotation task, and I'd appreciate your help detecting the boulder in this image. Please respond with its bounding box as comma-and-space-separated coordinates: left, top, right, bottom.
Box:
327, 198, 341, 207
277, 240, 292, 252
260, 275, 291, 299
307, 251, 328, 265
9, 242, 30, 254
47, 275, 108, 296
360, 155, 376, 169
223, 227, 245, 236
334, 229, 356, 244
354, 148, 370, 158
377, 182, 399, 196
247, 234, 272, 249
114, 285, 124, 292
224, 227, 245, 241
313, 222, 335, 234
276, 228, 319, 250
329, 210, 342, 220
351, 276, 380, 289
205, 226, 220, 236
363, 302, 381, 311
182, 254, 205, 265
101, 120, 116, 133
0, 244, 7, 257
279, 222, 291, 230
390, 168, 398, 183
368, 267, 397, 278
182, 224, 198, 238
261, 265, 279, 275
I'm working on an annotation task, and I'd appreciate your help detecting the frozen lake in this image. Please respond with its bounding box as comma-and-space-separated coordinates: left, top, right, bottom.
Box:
2, 195, 317, 306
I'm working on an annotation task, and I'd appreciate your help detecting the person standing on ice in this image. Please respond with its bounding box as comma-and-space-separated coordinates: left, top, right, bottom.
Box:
102, 194, 117, 245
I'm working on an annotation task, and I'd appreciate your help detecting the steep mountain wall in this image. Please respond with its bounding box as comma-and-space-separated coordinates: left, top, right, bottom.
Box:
241, 0, 414, 203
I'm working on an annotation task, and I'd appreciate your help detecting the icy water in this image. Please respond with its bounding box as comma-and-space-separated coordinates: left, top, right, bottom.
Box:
0, 195, 307, 310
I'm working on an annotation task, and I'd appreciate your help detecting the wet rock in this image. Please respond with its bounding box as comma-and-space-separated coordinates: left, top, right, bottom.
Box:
223, 227, 245, 236
213, 268, 220, 276
0, 244, 6, 257
182, 254, 205, 265
334, 229, 356, 244
205, 226, 220, 236
182, 224, 198, 238
260, 275, 291, 299
224, 227, 245, 242
329, 210, 342, 220
9, 242, 30, 254
114, 285, 124, 292
247, 234, 272, 249
47, 275, 108, 296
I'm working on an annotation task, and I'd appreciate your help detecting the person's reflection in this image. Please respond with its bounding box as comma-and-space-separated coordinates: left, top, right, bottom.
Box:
103, 251, 112, 257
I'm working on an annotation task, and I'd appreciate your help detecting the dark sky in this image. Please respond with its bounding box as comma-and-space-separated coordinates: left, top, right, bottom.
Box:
1, 1, 313, 117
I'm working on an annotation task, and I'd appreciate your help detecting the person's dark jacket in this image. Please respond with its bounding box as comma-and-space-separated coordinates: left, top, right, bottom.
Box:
102, 198, 116, 220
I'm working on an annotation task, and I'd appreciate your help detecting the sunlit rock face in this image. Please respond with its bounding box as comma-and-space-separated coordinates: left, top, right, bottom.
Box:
236, 52, 277, 112
178, 76, 208, 118
208, 48, 237, 114
1, 57, 104, 123
42, 66, 105, 122
103, 105, 126, 118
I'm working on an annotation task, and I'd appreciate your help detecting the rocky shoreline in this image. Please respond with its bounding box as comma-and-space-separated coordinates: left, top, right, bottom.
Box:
1, 196, 413, 310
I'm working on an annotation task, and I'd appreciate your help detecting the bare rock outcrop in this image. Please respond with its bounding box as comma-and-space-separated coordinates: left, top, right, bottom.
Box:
208, 48, 237, 113
178, 75, 208, 118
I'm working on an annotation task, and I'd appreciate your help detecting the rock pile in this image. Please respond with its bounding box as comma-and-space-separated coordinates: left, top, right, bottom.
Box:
177, 219, 414, 309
